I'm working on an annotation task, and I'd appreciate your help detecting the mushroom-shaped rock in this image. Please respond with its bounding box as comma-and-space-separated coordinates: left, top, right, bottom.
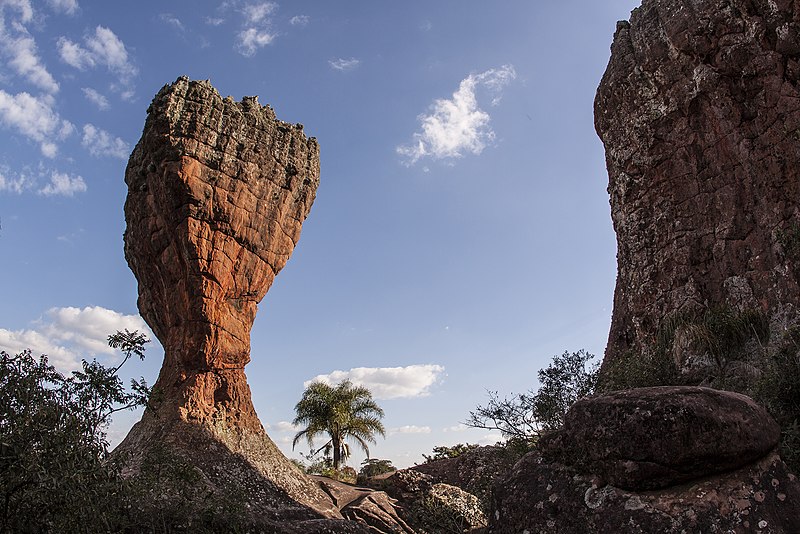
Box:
540, 386, 780, 490
115, 77, 339, 523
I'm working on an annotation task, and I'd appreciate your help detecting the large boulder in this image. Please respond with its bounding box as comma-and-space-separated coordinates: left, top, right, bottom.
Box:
411, 445, 521, 512
541, 386, 780, 490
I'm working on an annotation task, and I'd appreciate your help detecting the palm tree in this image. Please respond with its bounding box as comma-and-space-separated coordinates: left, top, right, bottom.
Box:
292, 380, 386, 470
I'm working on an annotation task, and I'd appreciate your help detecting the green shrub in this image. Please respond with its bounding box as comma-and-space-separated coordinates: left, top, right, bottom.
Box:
466, 350, 599, 440
423, 443, 479, 462
358, 458, 396, 479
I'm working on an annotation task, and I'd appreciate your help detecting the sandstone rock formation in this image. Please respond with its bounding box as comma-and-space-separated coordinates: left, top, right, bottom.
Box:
596, 0, 800, 374
491, 387, 800, 533
540, 386, 780, 490
115, 76, 346, 528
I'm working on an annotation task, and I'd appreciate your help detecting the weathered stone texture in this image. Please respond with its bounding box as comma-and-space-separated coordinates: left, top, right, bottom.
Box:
123, 76, 319, 429
490, 387, 799, 533
596, 0, 800, 369
540, 386, 780, 490
116, 77, 340, 525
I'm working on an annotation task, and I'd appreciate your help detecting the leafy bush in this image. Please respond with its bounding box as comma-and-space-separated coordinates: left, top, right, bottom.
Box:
0, 330, 150, 533
358, 458, 396, 479
423, 443, 479, 462
466, 350, 598, 440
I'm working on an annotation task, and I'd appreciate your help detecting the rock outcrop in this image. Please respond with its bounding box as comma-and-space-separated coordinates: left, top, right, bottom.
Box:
596, 0, 800, 375
116, 77, 343, 527
540, 386, 780, 490
490, 387, 800, 533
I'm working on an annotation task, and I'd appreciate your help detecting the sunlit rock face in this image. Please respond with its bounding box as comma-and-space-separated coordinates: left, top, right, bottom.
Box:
596, 0, 800, 373
118, 77, 342, 523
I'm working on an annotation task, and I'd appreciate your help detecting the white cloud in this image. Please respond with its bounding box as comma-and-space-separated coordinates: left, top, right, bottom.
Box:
81, 123, 129, 159
0, 90, 73, 156
397, 64, 517, 165
236, 27, 274, 56
0, 169, 31, 193
289, 15, 309, 27
329, 57, 360, 71
58, 26, 137, 95
388, 425, 431, 436
1, 0, 33, 24
82, 87, 109, 110
205, 16, 225, 26
47, 0, 78, 15
159, 13, 185, 32
443, 424, 469, 433
242, 2, 276, 24
0, 306, 150, 372
304, 364, 445, 400
0, 6, 59, 93
273, 421, 301, 432
39, 171, 86, 196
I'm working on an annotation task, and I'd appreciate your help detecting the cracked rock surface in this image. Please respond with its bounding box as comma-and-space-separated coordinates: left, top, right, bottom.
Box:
596, 0, 800, 370
116, 77, 345, 527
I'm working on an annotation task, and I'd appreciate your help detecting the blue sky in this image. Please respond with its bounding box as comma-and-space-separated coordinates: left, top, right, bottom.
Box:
0, 0, 640, 468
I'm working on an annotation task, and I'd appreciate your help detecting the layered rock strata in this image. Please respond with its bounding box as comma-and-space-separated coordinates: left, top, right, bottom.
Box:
596, 0, 800, 371
116, 77, 338, 522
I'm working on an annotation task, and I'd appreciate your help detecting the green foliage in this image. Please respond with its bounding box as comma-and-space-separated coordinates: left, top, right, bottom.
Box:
466, 350, 599, 439
423, 443, 479, 462
756, 326, 800, 474
0, 330, 151, 533
656, 307, 769, 367
597, 348, 681, 392
292, 380, 385, 470
358, 458, 396, 479
776, 221, 800, 260
599, 307, 769, 392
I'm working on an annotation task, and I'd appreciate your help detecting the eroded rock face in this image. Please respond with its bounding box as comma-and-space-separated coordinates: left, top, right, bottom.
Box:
124, 76, 319, 429
596, 0, 800, 371
116, 77, 340, 525
491, 450, 800, 534
540, 386, 780, 490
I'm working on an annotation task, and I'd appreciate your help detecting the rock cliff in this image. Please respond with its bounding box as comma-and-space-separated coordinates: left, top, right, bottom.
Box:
596, 0, 800, 376
115, 77, 344, 528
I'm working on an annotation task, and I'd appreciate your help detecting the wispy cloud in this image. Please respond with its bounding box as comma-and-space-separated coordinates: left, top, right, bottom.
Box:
289, 14, 309, 27
228, 1, 278, 56
39, 171, 86, 196
0, 168, 32, 193
0, 306, 151, 372
304, 364, 445, 400
329, 57, 360, 72
47, 0, 78, 15
82, 87, 109, 110
205, 16, 225, 26
58, 26, 138, 98
443, 424, 469, 432
81, 123, 128, 159
159, 13, 185, 32
397, 64, 517, 165
273, 421, 301, 432
0, 3, 59, 93
388, 425, 431, 436
237, 27, 275, 55
0, 90, 73, 157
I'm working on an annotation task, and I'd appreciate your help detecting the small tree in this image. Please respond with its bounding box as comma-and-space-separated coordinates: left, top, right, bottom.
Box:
0, 330, 151, 533
466, 350, 598, 441
292, 380, 386, 470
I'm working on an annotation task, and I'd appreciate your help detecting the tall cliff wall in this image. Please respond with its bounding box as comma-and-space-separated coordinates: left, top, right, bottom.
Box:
596, 0, 800, 376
